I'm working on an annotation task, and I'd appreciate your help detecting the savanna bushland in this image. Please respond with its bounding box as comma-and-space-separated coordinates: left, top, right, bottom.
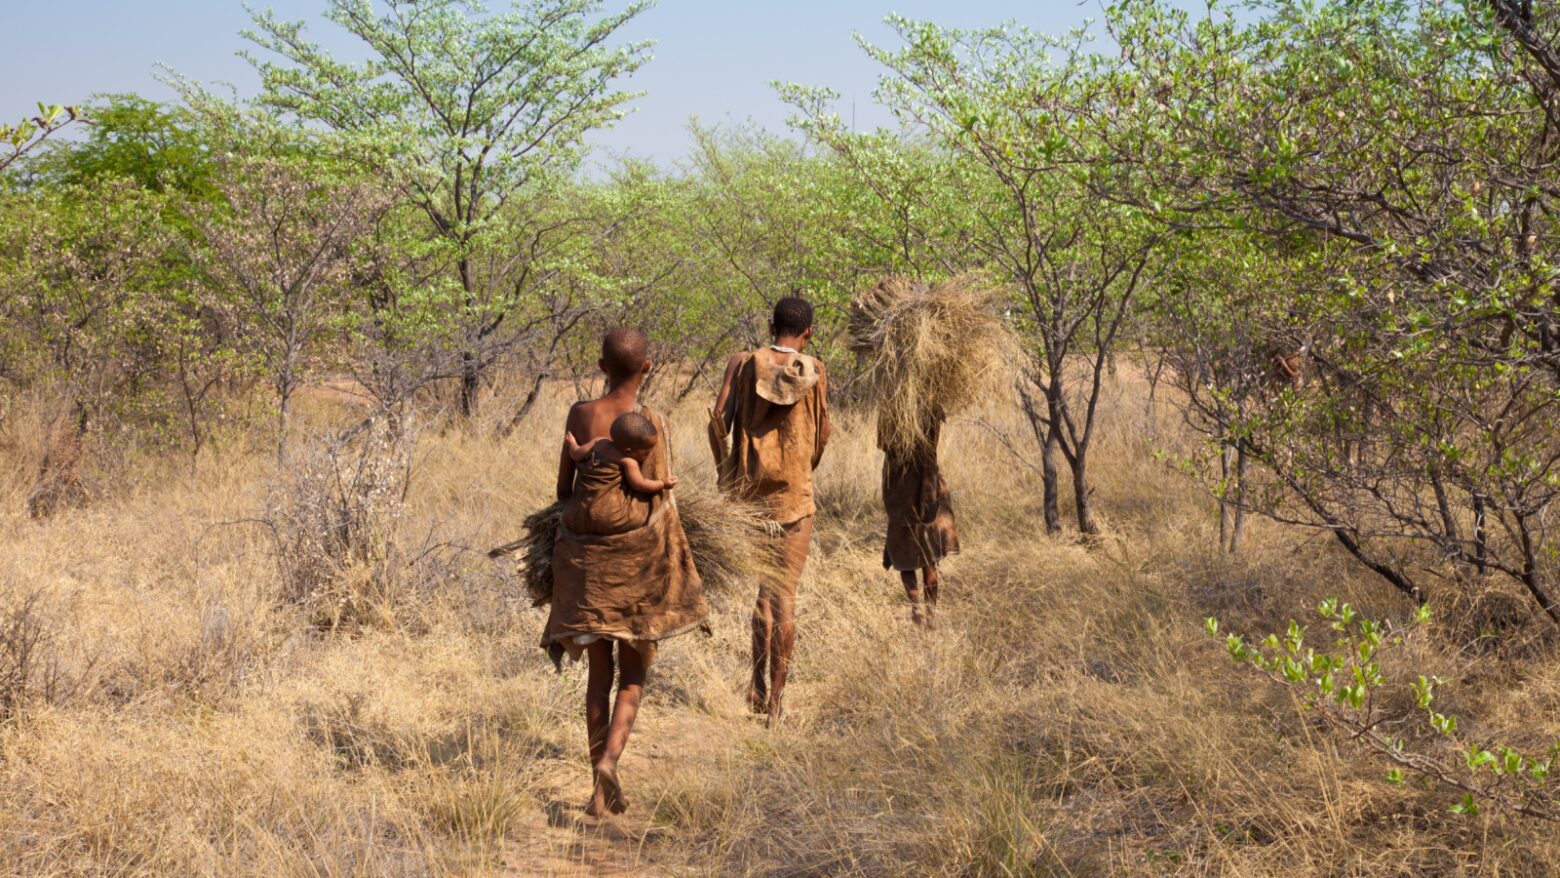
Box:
5, 0, 1560, 874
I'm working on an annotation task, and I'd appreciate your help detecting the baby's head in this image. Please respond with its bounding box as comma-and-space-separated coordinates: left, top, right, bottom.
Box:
610, 412, 659, 463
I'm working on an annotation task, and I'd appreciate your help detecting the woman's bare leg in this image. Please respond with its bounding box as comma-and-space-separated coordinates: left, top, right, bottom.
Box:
901, 569, 925, 625
584, 639, 615, 817
595, 642, 647, 814
923, 565, 941, 627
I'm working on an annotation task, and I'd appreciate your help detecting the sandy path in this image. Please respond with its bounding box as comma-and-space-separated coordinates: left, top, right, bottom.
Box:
500, 708, 729, 877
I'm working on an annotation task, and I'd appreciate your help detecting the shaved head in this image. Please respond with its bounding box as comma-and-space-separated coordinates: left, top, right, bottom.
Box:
611, 411, 658, 450
601, 327, 649, 379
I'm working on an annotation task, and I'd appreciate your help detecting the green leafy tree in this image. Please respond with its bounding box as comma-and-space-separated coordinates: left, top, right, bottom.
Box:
236, 0, 652, 417
194, 155, 390, 454
0, 178, 240, 463
1114, 0, 1560, 621
26, 94, 212, 197
1211, 601, 1560, 823
0, 102, 80, 176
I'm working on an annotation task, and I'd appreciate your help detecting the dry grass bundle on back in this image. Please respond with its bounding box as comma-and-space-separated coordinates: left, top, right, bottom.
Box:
848, 274, 1019, 455
489, 482, 777, 607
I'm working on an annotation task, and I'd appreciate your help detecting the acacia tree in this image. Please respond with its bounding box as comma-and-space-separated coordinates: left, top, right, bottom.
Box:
195, 156, 389, 453
26, 95, 213, 198
785, 18, 1162, 534
681, 125, 921, 373
239, 0, 651, 417
0, 180, 181, 425
1145, 227, 1311, 554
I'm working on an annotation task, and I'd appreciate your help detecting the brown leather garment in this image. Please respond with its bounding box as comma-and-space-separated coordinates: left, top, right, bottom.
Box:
712, 350, 829, 526
880, 420, 960, 572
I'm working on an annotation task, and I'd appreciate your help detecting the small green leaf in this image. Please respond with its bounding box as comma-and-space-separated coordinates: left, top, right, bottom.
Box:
1448, 793, 1480, 816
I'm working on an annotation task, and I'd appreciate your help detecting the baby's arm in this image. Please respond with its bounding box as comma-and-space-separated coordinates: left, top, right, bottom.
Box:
621, 457, 677, 494
564, 433, 594, 462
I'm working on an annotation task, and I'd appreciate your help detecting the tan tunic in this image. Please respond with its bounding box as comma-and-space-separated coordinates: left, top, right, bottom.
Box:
710, 350, 828, 525
880, 420, 959, 572
542, 409, 708, 667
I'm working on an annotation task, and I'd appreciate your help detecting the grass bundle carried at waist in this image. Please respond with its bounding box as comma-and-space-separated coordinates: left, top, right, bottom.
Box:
488, 503, 564, 607
848, 274, 1019, 455
489, 478, 779, 606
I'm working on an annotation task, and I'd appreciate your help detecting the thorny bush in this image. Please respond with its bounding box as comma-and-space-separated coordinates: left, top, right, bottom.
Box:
266, 421, 413, 630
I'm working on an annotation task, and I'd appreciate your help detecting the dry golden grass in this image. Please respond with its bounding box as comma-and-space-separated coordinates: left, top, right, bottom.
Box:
0, 367, 1557, 876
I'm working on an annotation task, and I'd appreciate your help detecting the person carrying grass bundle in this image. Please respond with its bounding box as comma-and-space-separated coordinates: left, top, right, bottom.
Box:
709, 296, 830, 722
849, 275, 1016, 626
542, 327, 708, 818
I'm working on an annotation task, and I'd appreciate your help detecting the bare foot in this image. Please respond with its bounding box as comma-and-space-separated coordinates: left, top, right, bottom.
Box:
585, 781, 609, 818
607, 784, 629, 814
747, 686, 767, 715
595, 757, 625, 815
910, 603, 926, 626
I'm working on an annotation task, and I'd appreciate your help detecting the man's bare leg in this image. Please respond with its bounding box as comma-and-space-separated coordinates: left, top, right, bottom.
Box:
768, 588, 796, 723
749, 592, 772, 714
594, 642, 647, 815
901, 570, 925, 625
768, 517, 812, 724
584, 639, 615, 817
923, 565, 941, 628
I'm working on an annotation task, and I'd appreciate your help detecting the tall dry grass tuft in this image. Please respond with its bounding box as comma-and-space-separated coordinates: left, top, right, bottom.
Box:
266, 420, 415, 630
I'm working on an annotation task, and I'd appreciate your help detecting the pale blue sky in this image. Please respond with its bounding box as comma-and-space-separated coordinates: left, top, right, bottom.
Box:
6, 1, 1114, 165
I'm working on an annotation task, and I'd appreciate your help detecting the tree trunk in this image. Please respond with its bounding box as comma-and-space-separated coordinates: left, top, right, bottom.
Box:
459, 349, 480, 419
1044, 379, 1072, 534
1144, 357, 1165, 440
1219, 441, 1233, 552
1071, 445, 1098, 535
277, 389, 293, 464
1514, 515, 1560, 626
1229, 441, 1248, 553
1331, 527, 1425, 603
1020, 381, 1062, 534
276, 361, 296, 464
1473, 494, 1488, 576
1040, 425, 1061, 534
503, 368, 549, 436
1430, 469, 1462, 569
458, 256, 480, 419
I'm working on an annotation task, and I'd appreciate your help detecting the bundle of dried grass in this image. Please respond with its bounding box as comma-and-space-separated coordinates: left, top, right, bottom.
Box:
673, 478, 782, 598
488, 482, 777, 606
848, 274, 1019, 455
488, 503, 562, 607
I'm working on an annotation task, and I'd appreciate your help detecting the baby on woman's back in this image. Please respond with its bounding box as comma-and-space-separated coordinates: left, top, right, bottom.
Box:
565, 411, 679, 497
